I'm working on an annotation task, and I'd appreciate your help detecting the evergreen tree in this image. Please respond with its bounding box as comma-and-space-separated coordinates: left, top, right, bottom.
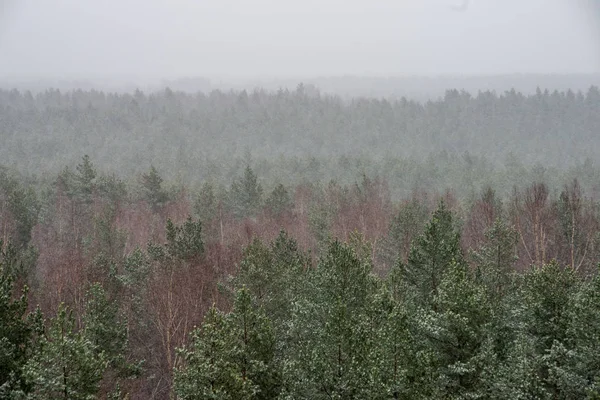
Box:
175, 288, 280, 400
0, 168, 39, 250
403, 201, 464, 304
88, 206, 127, 282
233, 239, 273, 304
471, 218, 518, 299
521, 262, 578, 357
97, 173, 127, 207
229, 166, 263, 219
496, 262, 580, 399
232, 232, 307, 335
141, 165, 169, 212
174, 307, 232, 400
194, 182, 218, 223
491, 332, 550, 399
544, 266, 600, 398
24, 305, 107, 400
74, 155, 97, 203
0, 250, 42, 398
283, 240, 378, 399
265, 183, 292, 218
371, 276, 414, 399
418, 261, 494, 398
83, 284, 141, 395
164, 217, 205, 263
379, 198, 429, 268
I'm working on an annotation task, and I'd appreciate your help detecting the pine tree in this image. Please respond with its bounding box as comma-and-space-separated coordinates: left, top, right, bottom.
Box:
521, 262, 578, 356
232, 232, 308, 336
471, 217, 518, 299
0, 168, 39, 250
418, 261, 494, 398
174, 307, 231, 400
141, 165, 169, 212
555, 179, 597, 273
83, 284, 141, 396
24, 305, 107, 400
379, 198, 429, 268
496, 262, 580, 399
194, 182, 218, 223
74, 155, 97, 203
229, 166, 263, 219
371, 279, 414, 399
403, 200, 464, 304
175, 288, 280, 400
97, 173, 127, 205
283, 240, 378, 399
544, 266, 600, 398
164, 217, 205, 263
0, 251, 42, 398
234, 238, 274, 304
265, 183, 292, 218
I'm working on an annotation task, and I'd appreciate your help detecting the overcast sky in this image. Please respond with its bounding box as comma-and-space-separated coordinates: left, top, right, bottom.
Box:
0, 0, 598, 81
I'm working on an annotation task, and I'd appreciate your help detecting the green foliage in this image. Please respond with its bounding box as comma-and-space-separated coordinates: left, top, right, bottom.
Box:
0, 254, 42, 398
0, 241, 37, 285
379, 198, 430, 268
116, 248, 151, 290
403, 201, 464, 304
471, 218, 518, 298
57, 156, 126, 207
232, 232, 307, 333
520, 262, 578, 353
307, 183, 340, 246
418, 262, 493, 398
0, 167, 39, 249
97, 173, 127, 206
229, 166, 263, 219
4, 85, 600, 187
24, 305, 107, 400
74, 155, 97, 203
91, 206, 126, 260
265, 183, 292, 218
165, 217, 205, 263
83, 284, 141, 381
282, 240, 378, 399
175, 288, 280, 400
57, 155, 98, 204
5, 84, 600, 400
174, 307, 231, 400
490, 262, 580, 399
367, 272, 419, 400
141, 165, 169, 212
307, 202, 331, 245
234, 239, 273, 303
194, 182, 218, 223
556, 268, 600, 397
146, 217, 205, 267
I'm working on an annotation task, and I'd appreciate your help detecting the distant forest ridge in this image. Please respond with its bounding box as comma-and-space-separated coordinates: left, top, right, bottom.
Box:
2, 73, 600, 99
0, 80, 599, 198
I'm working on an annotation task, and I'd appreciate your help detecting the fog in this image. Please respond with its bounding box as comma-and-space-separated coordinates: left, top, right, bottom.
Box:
0, 0, 599, 83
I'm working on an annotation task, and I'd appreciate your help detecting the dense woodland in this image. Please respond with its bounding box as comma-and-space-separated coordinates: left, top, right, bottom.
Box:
2, 84, 600, 399
1, 85, 600, 191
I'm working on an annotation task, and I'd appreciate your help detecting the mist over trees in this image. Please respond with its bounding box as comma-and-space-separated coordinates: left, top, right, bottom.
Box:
1, 83, 600, 183
2, 77, 600, 399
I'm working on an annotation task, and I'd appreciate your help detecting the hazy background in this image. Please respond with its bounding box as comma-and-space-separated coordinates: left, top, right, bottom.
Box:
0, 0, 599, 87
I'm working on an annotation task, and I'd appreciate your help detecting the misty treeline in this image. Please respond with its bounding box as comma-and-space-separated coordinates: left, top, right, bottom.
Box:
2, 153, 600, 399
1, 84, 600, 191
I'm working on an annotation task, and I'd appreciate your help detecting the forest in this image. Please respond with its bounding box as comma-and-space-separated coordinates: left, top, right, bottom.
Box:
2, 84, 600, 399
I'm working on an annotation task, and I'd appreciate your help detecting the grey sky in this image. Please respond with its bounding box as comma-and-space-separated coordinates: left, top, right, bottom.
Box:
0, 0, 598, 81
